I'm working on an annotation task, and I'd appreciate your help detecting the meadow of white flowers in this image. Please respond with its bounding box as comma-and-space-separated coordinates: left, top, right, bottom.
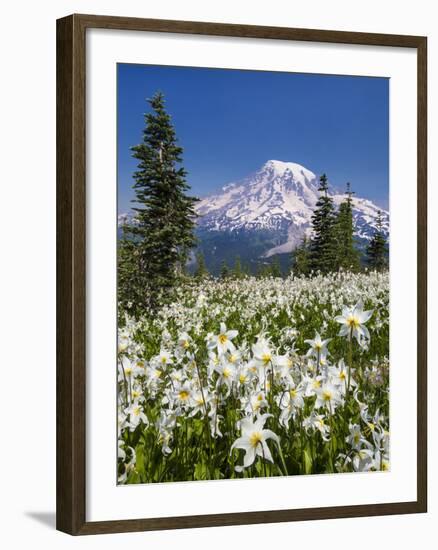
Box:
117, 270, 389, 483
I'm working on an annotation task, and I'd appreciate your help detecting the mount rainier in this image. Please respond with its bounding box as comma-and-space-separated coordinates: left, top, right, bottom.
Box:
119, 160, 388, 274
195, 160, 388, 268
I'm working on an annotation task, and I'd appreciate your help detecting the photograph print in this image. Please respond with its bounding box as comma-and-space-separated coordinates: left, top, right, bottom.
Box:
117, 64, 389, 484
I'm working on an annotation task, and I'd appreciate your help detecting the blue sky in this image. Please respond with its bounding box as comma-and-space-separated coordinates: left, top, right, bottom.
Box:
118, 64, 389, 212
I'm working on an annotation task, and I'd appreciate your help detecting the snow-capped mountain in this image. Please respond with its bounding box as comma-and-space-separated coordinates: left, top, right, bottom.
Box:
196, 160, 389, 257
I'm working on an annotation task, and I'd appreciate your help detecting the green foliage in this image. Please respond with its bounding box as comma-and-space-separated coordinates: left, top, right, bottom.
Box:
118, 92, 198, 315
256, 263, 271, 278
270, 256, 282, 278
366, 210, 388, 271
301, 178, 369, 277
220, 260, 230, 279
334, 183, 361, 272
309, 174, 338, 273
194, 251, 208, 279
292, 236, 311, 276
233, 255, 243, 278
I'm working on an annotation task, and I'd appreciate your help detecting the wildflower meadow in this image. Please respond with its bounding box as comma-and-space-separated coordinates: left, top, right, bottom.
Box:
117, 270, 389, 484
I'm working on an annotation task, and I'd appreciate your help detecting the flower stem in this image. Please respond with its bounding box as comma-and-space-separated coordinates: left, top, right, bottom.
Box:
277, 443, 289, 476
346, 327, 353, 401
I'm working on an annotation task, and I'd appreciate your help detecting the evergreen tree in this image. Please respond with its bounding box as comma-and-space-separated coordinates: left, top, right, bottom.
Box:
194, 251, 208, 279
220, 260, 230, 279
310, 174, 337, 273
118, 92, 198, 313
334, 182, 361, 272
292, 235, 311, 276
233, 255, 243, 278
118, 220, 142, 317
242, 263, 252, 277
270, 256, 282, 278
366, 210, 388, 271
256, 263, 271, 278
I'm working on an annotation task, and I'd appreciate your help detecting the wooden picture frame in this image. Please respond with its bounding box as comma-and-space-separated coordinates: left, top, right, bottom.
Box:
56, 13, 427, 535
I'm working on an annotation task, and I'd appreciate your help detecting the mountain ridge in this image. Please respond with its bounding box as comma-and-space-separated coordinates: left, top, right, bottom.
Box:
195, 160, 389, 257
119, 160, 389, 272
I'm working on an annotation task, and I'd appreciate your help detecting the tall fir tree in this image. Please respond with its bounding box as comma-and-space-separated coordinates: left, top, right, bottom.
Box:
334, 182, 361, 272
310, 173, 337, 273
118, 92, 198, 314
366, 210, 388, 271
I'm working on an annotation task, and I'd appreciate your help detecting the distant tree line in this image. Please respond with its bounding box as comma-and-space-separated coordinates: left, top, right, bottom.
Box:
292, 173, 388, 276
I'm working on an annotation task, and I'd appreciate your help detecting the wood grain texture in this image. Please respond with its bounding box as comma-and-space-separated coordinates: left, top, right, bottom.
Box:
56, 13, 428, 535
56, 14, 86, 534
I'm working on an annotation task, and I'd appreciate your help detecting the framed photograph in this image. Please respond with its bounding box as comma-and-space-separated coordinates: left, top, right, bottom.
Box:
56, 14, 427, 535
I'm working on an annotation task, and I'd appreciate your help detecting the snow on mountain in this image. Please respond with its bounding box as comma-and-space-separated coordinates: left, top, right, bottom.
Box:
196, 160, 389, 257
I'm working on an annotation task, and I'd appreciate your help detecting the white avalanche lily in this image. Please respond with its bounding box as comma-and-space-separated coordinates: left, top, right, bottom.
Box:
315, 382, 342, 411
208, 322, 238, 355
125, 401, 149, 431
335, 301, 373, 343
231, 414, 280, 471
157, 349, 173, 367
252, 339, 273, 368
304, 331, 331, 359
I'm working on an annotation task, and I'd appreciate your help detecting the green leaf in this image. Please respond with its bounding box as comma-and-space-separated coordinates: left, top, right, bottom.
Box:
194, 462, 208, 480
303, 448, 313, 474
135, 444, 145, 475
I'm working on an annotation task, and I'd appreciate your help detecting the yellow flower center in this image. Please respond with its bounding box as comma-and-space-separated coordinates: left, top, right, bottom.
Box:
249, 432, 263, 448
312, 380, 321, 389
347, 315, 360, 328
223, 367, 231, 378
239, 374, 246, 383
262, 353, 272, 365
339, 371, 346, 380
133, 406, 141, 416
132, 390, 140, 399
229, 354, 237, 363
182, 340, 190, 349
125, 368, 132, 376
290, 389, 297, 398
323, 390, 332, 402
155, 370, 162, 378
315, 342, 322, 350
178, 390, 189, 401
218, 334, 228, 344
161, 356, 167, 364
